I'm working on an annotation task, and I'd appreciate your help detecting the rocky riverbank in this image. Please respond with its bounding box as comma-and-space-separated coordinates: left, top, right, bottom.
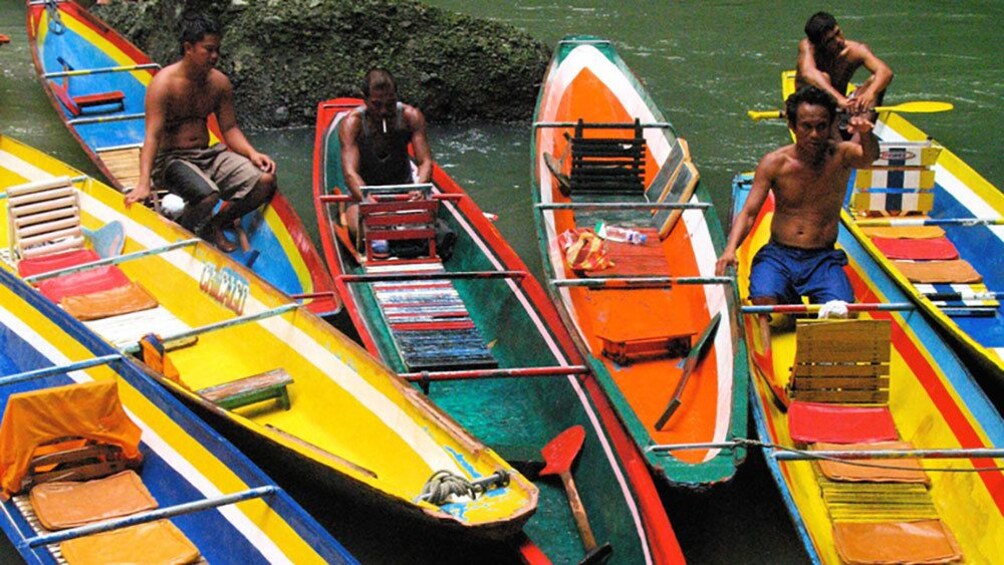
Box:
92, 0, 549, 128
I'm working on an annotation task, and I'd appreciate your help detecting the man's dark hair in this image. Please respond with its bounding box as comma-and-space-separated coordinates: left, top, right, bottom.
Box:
804, 11, 838, 45
362, 68, 397, 98
179, 13, 221, 55
785, 86, 837, 128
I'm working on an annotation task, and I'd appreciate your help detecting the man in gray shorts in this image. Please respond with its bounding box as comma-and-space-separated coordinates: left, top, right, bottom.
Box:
125, 13, 275, 253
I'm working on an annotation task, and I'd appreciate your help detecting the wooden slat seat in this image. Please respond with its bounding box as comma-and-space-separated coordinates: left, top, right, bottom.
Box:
788, 319, 892, 405
360, 199, 439, 262
196, 368, 293, 411
6, 176, 84, 261
569, 119, 646, 194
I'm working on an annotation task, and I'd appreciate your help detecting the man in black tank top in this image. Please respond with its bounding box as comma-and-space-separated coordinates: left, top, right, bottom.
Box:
340, 68, 433, 243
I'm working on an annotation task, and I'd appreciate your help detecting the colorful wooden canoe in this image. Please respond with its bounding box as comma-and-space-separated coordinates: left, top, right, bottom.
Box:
531, 36, 748, 486
313, 97, 684, 563
0, 267, 353, 564
25, 0, 338, 316
731, 172, 1004, 564
0, 133, 538, 539
778, 71, 1004, 384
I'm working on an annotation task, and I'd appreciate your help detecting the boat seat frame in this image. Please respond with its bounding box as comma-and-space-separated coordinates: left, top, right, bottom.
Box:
6, 176, 84, 262
569, 118, 647, 194
196, 368, 293, 411
788, 319, 892, 404
21, 438, 132, 494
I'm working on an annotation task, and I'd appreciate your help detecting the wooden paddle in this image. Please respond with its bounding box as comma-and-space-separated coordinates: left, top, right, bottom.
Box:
540, 426, 613, 563
654, 312, 722, 430
747, 100, 954, 121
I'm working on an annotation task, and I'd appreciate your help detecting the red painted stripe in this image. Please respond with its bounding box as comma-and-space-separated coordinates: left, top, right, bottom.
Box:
851, 270, 1004, 515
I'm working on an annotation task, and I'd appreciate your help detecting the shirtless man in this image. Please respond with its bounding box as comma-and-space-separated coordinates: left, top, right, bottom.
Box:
796, 11, 893, 115
716, 86, 878, 322
124, 14, 276, 253
339, 68, 433, 243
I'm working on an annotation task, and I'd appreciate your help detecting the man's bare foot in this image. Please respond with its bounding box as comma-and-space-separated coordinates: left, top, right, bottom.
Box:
202, 222, 237, 253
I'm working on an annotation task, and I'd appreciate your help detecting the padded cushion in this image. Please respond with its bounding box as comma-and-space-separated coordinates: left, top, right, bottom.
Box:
62, 282, 158, 321
871, 236, 959, 261
788, 401, 898, 444
894, 259, 982, 284
17, 249, 100, 277
813, 441, 929, 484
30, 470, 157, 530
36, 266, 131, 303
59, 520, 200, 565
833, 520, 962, 564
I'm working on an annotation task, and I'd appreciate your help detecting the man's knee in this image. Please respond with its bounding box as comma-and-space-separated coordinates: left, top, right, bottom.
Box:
255, 172, 277, 200
164, 160, 217, 203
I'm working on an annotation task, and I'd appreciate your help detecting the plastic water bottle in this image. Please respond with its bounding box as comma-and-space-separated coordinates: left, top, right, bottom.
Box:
596, 221, 647, 245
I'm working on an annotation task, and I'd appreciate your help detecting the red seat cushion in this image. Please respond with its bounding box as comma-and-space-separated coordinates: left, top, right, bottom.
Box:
18, 249, 100, 277
788, 401, 899, 444
871, 236, 959, 261
36, 266, 131, 303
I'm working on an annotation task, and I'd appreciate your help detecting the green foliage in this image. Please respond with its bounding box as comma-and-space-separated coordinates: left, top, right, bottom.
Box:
93, 0, 548, 127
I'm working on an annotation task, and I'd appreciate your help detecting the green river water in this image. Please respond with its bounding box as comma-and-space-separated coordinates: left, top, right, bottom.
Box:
1, 1, 1002, 563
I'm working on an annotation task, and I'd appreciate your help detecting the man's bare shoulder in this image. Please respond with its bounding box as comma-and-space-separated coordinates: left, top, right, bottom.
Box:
402, 103, 426, 129
760, 144, 795, 168
842, 40, 873, 62
339, 110, 362, 140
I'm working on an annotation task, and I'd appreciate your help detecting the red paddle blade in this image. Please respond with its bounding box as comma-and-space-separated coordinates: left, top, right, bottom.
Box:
540, 425, 586, 476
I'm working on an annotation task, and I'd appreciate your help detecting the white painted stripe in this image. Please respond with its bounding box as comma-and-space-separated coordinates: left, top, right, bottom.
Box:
0, 303, 288, 563
0, 148, 464, 478
545, 44, 735, 461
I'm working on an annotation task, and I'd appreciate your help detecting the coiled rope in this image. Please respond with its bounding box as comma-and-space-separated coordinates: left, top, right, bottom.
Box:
418, 470, 510, 506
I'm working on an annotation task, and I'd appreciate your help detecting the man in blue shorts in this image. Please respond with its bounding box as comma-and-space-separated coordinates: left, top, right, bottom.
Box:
716, 86, 878, 324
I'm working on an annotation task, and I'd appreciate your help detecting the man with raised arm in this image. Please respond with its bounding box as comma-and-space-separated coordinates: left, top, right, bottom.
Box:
796, 11, 893, 116
125, 13, 276, 253
716, 86, 879, 322
339, 68, 433, 244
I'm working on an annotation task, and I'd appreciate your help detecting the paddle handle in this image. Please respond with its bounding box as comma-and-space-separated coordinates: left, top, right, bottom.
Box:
748, 109, 785, 121
560, 471, 597, 551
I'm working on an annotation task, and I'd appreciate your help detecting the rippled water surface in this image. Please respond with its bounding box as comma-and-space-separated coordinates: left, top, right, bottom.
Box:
1, 1, 1001, 563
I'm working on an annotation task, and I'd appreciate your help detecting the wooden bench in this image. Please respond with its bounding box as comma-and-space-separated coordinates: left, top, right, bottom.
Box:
598, 329, 693, 365
49, 79, 125, 117
196, 368, 293, 411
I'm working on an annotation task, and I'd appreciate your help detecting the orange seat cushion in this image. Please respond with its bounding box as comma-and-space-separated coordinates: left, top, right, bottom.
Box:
833, 520, 962, 564
788, 401, 899, 444
61, 282, 158, 321
894, 259, 982, 284
813, 441, 929, 484
29, 470, 157, 531
59, 520, 201, 565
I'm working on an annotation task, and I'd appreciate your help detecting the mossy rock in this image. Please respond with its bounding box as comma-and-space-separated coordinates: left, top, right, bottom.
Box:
93, 0, 549, 127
